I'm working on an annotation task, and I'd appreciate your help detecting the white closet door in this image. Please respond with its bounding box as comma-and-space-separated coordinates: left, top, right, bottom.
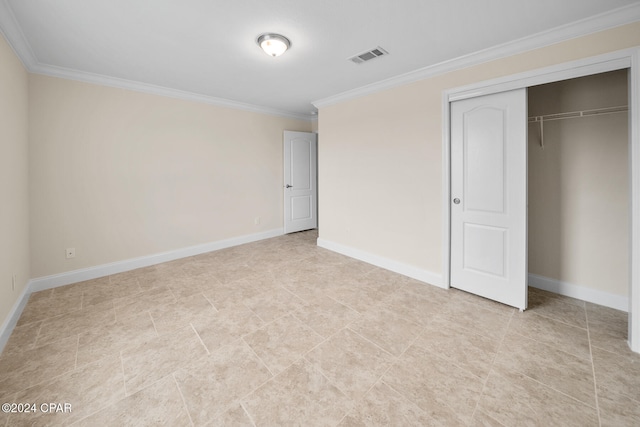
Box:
450, 88, 527, 310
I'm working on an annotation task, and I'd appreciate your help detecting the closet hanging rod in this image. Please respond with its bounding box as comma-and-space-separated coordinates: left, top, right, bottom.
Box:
528, 105, 628, 123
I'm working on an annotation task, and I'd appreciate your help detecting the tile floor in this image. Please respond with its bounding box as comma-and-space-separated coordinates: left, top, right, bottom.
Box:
0, 230, 638, 426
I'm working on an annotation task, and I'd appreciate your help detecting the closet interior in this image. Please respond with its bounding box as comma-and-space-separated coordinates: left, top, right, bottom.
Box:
527, 69, 629, 301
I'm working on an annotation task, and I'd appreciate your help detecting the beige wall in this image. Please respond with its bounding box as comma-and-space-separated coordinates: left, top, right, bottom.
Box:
29, 75, 311, 277
528, 71, 629, 296
318, 22, 640, 285
0, 35, 30, 324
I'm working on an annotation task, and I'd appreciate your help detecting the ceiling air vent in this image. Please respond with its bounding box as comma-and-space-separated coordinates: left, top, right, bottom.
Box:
348, 47, 389, 64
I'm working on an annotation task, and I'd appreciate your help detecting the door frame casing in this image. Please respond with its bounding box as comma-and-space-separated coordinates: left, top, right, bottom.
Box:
441, 47, 640, 353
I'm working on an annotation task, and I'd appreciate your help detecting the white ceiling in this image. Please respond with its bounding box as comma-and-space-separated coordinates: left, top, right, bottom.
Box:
1, 0, 639, 119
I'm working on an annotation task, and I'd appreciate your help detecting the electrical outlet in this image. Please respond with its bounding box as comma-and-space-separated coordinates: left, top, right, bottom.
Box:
12, 274, 16, 291
66, 248, 76, 259
254, 216, 261, 225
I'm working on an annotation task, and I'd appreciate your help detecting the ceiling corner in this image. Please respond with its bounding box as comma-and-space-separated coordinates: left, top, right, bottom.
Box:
0, 0, 38, 70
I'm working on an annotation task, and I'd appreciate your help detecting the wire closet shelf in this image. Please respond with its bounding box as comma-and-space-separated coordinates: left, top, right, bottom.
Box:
528, 105, 628, 148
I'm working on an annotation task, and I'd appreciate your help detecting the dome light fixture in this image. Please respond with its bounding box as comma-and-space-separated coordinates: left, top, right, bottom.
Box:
257, 33, 291, 57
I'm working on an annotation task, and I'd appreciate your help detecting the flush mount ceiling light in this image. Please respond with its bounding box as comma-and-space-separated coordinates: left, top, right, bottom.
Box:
257, 33, 290, 57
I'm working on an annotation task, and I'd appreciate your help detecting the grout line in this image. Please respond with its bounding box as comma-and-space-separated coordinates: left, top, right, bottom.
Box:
31, 321, 44, 351
241, 337, 276, 377
500, 363, 600, 410
290, 310, 335, 341
240, 402, 258, 427
189, 323, 210, 355
324, 296, 364, 316
148, 311, 159, 337
322, 293, 351, 308
233, 358, 281, 404
377, 300, 436, 329
126, 369, 177, 399
67, 398, 115, 425
172, 373, 195, 427
201, 292, 219, 313
367, 325, 477, 424
527, 309, 589, 332
74, 334, 80, 369
133, 278, 143, 296
356, 323, 427, 400
335, 412, 350, 426
589, 338, 634, 357
243, 325, 322, 385
509, 329, 591, 362
379, 376, 450, 417
465, 405, 508, 427
279, 285, 309, 305
119, 350, 128, 397
241, 300, 269, 324
585, 308, 603, 426
301, 325, 346, 358
165, 285, 180, 303
7, 355, 78, 397
290, 312, 326, 342
433, 309, 501, 341
346, 327, 395, 359
301, 353, 354, 405
490, 314, 601, 410
470, 309, 515, 421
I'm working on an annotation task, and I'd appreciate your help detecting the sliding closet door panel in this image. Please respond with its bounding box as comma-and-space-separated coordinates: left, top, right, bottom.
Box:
451, 88, 527, 310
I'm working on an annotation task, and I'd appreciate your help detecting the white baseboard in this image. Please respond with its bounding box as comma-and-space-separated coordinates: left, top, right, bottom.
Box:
0, 228, 283, 353
314, 239, 629, 312
528, 273, 628, 312
0, 282, 31, 355
317, 238, 445, 289
29, 228, 283, 293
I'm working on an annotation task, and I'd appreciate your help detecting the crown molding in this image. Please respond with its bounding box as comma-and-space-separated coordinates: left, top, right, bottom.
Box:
312, 3, 640, 109
0, 1, 312, 122
29, 62, 313, 121
3, 0, 639, 119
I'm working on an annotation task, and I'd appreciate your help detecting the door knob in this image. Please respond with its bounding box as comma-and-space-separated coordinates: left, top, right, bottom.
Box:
285, 184, 293, 188
453, 198, 460, 204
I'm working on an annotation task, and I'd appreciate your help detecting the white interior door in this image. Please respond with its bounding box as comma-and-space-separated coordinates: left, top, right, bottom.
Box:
284, 131, 317, 233
450, 88, 527, 309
